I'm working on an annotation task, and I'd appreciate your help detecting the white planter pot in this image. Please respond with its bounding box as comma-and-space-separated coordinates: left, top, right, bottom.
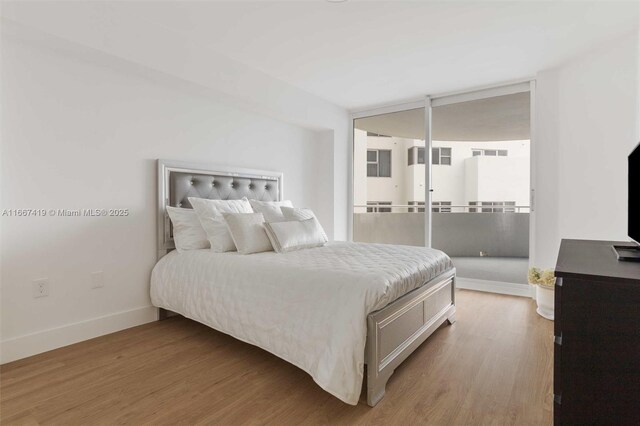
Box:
534, 285, 555, 320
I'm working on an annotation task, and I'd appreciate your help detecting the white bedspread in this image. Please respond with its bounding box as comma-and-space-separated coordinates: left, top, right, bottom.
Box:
150, 242, 452, 405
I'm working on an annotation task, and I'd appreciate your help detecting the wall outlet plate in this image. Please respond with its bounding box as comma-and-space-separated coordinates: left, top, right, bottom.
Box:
33, 279, 49, 298
91, 271, 104, 289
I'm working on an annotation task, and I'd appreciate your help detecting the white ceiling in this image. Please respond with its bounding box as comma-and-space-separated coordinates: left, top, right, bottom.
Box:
4, 1, 639, 110
354, 92, 530, 141
122, 1, 638, 109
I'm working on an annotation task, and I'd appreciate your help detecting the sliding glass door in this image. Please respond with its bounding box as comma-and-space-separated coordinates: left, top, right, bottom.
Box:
428, 84, 532, 287
352, 106, 427, 246
351, 82, 533, 291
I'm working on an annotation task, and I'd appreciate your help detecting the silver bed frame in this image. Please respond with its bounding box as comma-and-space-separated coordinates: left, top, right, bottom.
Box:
156, 159, 456, 407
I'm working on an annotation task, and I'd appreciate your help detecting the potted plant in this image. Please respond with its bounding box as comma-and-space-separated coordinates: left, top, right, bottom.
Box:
528, 267, 556, 320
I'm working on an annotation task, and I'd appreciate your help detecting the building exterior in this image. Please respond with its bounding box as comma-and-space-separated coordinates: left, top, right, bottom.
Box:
354, 129, 530, 213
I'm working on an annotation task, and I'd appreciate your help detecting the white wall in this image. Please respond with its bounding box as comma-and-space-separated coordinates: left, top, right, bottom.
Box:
353, 129, 368, 210
432, 140, 530, 208
364, 136, 412, 207
0, 23, 347, 362
0, 0, 352, 240
353, 135, 530, 211
471, 157, 530, 207
534, 32, 640, 268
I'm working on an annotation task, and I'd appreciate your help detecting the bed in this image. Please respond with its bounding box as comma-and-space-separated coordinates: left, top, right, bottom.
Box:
152, 160, 457, 406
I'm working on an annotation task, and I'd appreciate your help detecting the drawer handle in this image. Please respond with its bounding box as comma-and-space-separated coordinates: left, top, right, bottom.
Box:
556, 277, 563, 287
554, 334, 562, 345
554, 394, 562, 405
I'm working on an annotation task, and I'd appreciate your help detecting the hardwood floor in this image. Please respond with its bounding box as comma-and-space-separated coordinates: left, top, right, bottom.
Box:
0, 290, 553, 425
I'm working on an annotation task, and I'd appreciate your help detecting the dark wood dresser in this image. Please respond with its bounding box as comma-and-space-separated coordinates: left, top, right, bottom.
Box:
554, 239, 640, 425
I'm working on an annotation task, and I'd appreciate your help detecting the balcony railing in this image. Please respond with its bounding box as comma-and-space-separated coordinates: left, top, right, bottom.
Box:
353, 207, 530, 256
354, 204, 531, 213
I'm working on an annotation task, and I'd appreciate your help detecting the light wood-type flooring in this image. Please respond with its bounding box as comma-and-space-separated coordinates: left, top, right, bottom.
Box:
1, 290, 553, 425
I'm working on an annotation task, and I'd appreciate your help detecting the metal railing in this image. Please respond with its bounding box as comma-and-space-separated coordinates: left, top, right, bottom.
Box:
354, 204, 531, 213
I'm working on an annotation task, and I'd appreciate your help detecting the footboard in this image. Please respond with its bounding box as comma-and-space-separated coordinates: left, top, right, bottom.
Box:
365, 268, 456, 406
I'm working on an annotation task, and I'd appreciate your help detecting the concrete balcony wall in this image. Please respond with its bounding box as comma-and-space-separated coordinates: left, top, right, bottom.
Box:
353, 212, 529, 257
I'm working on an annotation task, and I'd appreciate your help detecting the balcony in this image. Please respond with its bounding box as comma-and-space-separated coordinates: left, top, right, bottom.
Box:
353, 205, 530, 286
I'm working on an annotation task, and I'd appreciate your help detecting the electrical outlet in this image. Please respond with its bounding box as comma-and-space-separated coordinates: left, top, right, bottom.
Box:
33, 279, 49, 298
91, 271, 104, 289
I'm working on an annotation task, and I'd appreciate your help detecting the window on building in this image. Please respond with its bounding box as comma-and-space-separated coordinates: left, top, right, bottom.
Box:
472, 149, 508, 157
432, 147, 452, 165
367, 149, 392, 177
408, 201, 425, 213
408, 147, 426, 166
432, 201, 452, 213
366, 201, 392, 213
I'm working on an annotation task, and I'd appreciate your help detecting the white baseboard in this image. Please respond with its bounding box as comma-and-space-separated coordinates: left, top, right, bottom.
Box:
0, 306, 158, 364
456, 277, 533, 298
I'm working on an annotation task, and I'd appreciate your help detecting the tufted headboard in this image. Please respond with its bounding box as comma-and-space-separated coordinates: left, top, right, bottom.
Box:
157, 159, 283, 258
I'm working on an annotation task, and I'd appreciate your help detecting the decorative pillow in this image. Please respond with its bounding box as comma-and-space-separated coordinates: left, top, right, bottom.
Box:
189, 197, 253, 252
249, 199, 293, 222
280, 207, 328, 241
264, 218, 328, 253
223, 213, 274, 255
166, 206, 209, 252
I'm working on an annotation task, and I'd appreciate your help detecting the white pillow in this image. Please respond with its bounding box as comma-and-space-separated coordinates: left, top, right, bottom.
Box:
264, 218, 328, 253
280, 207, 328, 241
223, 213, 274, 254
189, 197, 253, 252
249, 199, 293, 222
166, 206, 209, 252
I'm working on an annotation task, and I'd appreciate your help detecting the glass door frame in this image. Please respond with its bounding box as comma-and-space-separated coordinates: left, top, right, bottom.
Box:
349, 79, 536, 259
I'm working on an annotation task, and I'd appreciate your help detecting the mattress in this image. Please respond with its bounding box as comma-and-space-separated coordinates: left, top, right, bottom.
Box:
150, 241, 452, 405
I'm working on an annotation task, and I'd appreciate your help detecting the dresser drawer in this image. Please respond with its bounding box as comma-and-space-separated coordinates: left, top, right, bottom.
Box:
553, 336, 561, 397
554, 277, 562, 336
553, 394, 561, 425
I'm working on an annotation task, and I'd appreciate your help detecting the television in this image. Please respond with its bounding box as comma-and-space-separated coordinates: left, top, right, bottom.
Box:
612, 142, 640, 261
